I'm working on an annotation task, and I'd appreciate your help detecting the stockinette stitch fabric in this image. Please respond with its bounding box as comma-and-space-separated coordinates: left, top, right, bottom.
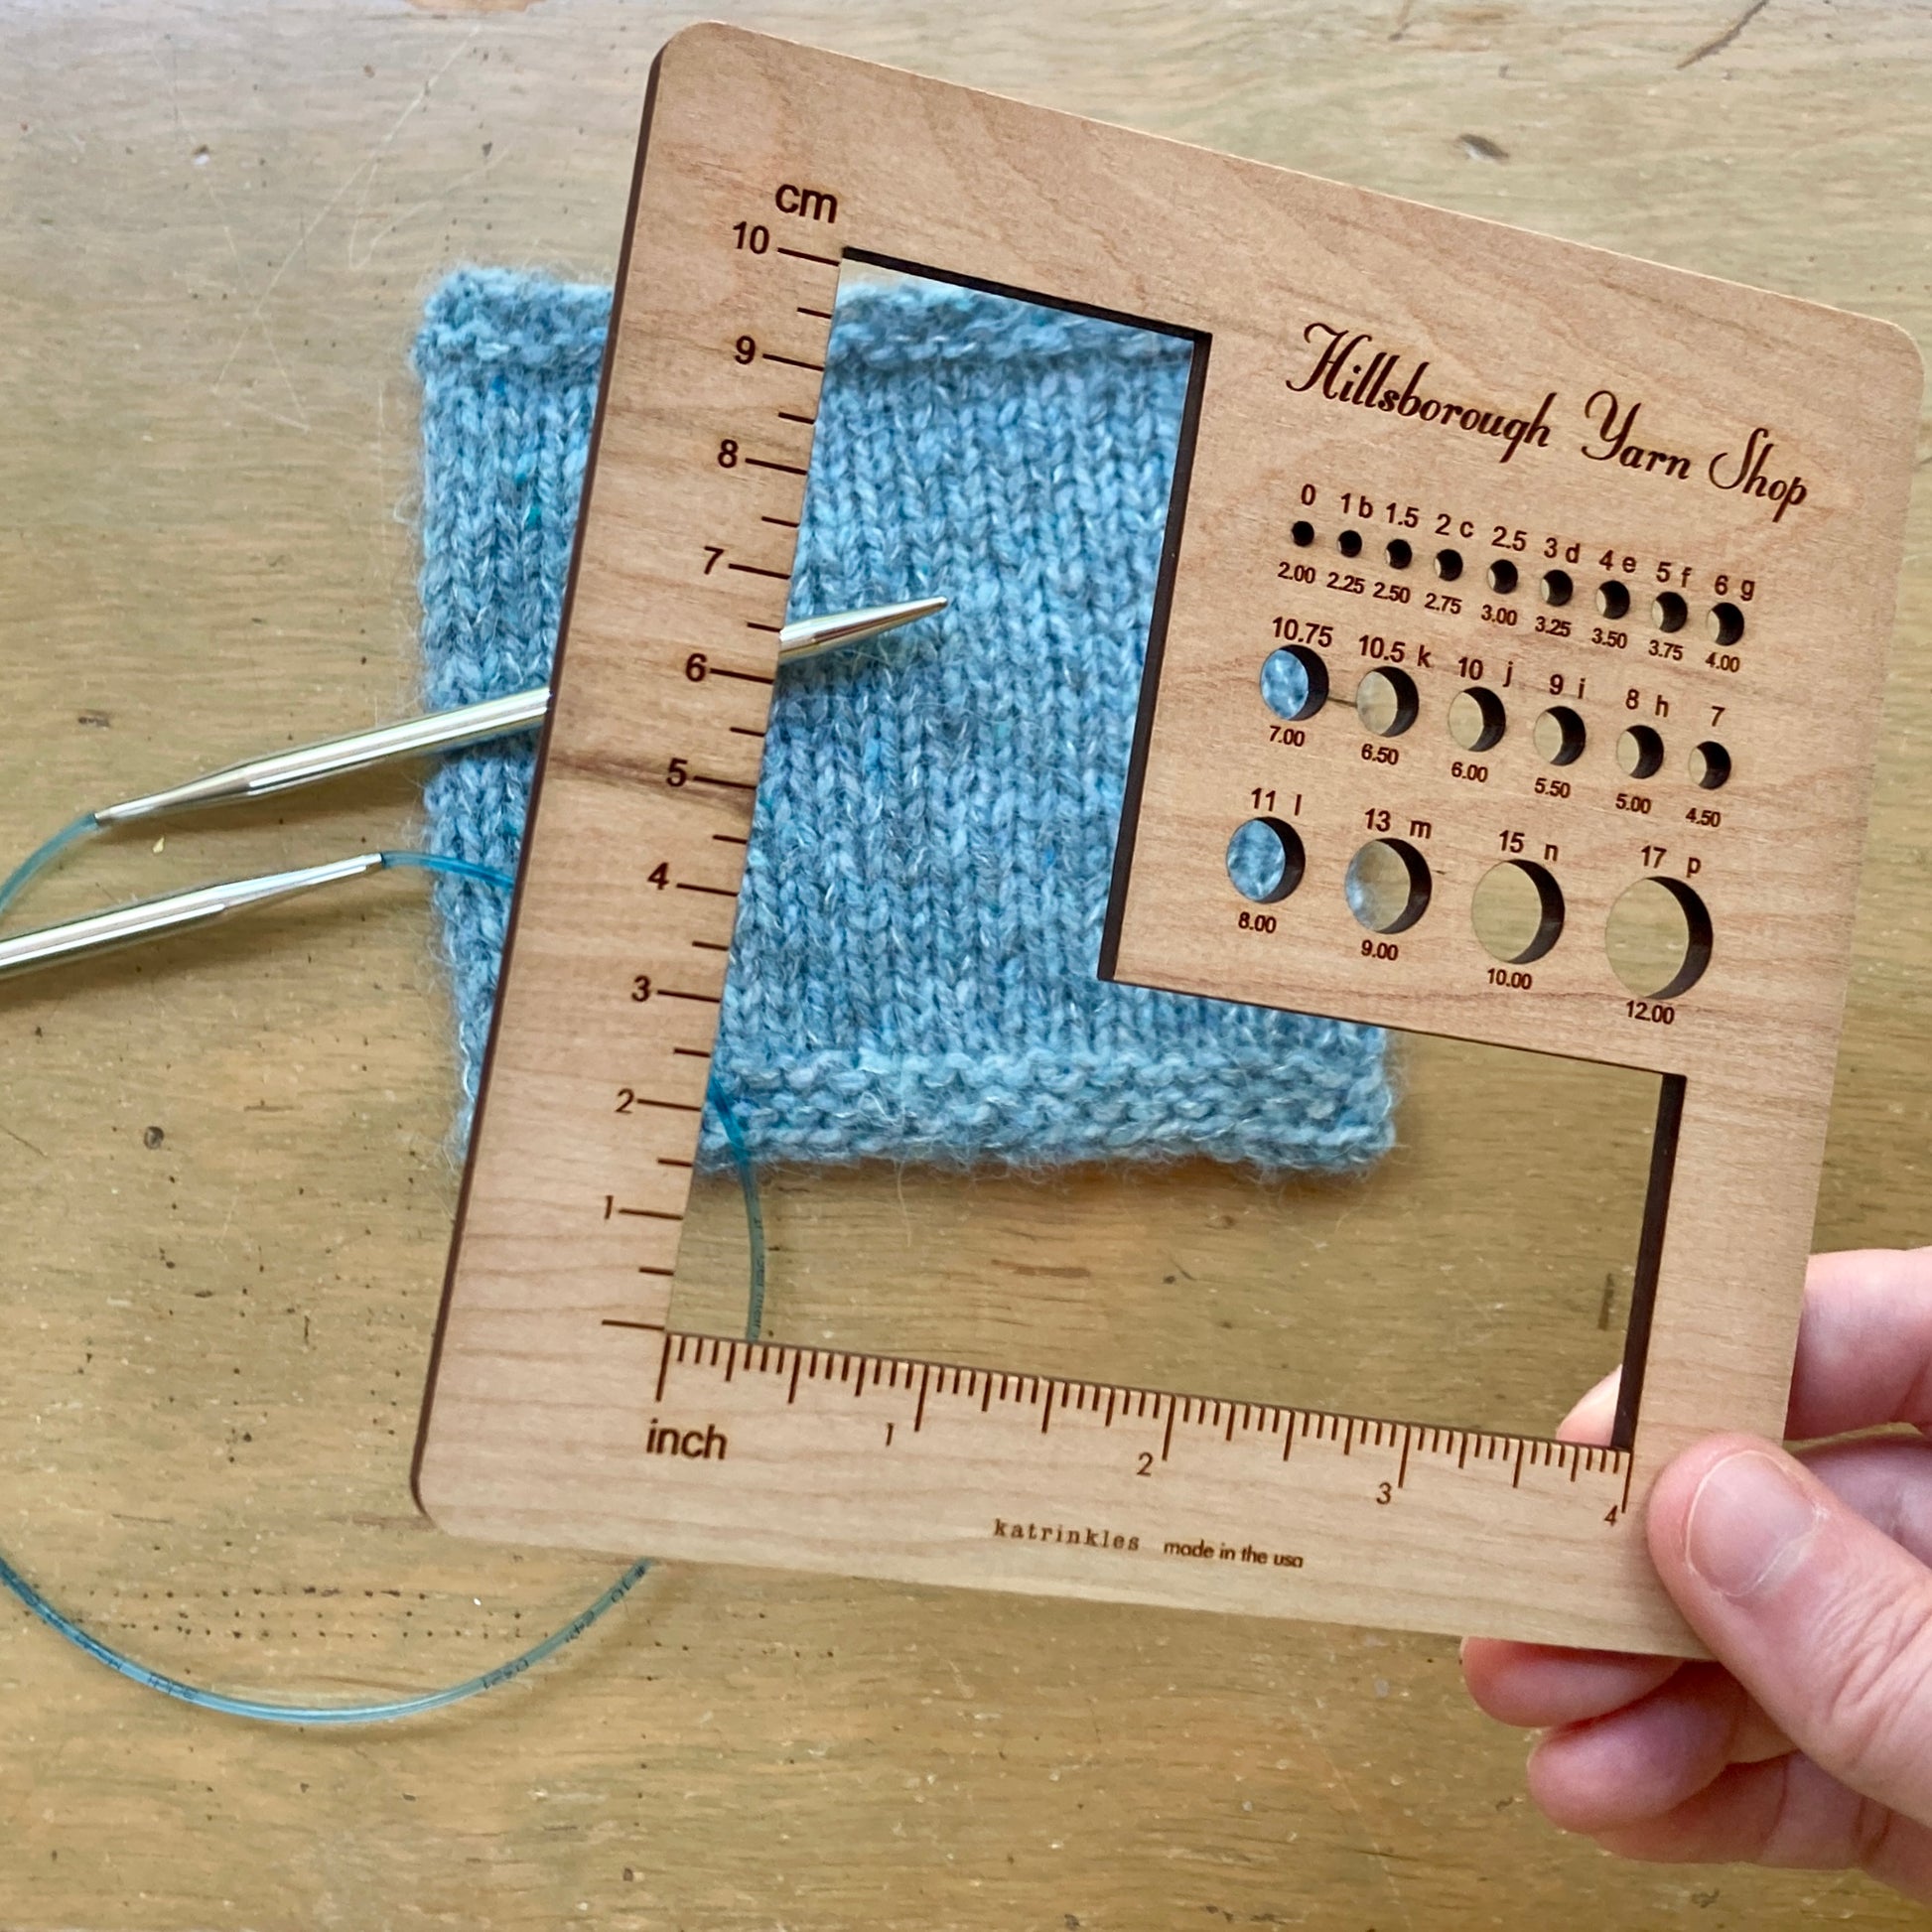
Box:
413, 266, 1392, 1172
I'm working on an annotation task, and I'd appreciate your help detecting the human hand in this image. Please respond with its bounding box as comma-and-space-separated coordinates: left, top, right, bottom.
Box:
1462, 1247, 1932, 1901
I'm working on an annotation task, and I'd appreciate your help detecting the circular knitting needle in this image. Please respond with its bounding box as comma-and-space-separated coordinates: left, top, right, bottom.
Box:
0, 854, 387, 982
88, 596, 946, 829
775, 593, 947, 661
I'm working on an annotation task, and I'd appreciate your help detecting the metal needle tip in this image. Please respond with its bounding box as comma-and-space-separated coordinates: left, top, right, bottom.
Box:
777, 594, 947, 661
0, 853, 386, 982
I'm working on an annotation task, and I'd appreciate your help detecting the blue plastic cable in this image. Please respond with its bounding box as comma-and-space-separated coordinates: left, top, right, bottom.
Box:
0, 842, 765, 1723
0, 810, 99, 925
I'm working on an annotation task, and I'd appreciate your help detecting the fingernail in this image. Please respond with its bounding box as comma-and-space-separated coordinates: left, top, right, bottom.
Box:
1684, 1449, 1821, 1600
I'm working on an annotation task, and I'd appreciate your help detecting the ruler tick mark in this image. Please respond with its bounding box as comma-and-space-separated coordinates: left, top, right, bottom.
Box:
776, 411, 816, 425
690, 939, 729, 953
775, 245, 837, 265
708, 663, 777, 684
655, 1334, 671, 1403
730, 725, 766, 739
676, 882, 738, 897
787, 1354, 802, 1405
636, 1265, 674, 1278
726, 562, 792, 581
601, 1318, 665, 1332
1513, 1441, 1527, 1489
759, 350, 825, 371
1161, 1401, 1176, 1464
1398, 1428, 1412, 1490
794, 307, 832, 320
914, 1364, 929, 1432
691, 774, 757, 792
746, 457, 809, 477
659, 989, 722, 1005
657, 1157, 694, 1170
711, 833, 750, 846
672, 1045, 711, 1056
617, 1207, 683, 1220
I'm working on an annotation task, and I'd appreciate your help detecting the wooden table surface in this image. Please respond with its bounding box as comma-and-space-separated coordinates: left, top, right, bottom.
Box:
2, 3, 1927, 1926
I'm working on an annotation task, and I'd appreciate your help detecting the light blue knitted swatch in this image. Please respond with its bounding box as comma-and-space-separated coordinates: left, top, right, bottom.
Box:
413, 268, 1391, 1172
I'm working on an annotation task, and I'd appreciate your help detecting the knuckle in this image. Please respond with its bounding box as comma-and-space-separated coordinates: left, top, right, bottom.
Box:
1809, 1587, 1932, 1786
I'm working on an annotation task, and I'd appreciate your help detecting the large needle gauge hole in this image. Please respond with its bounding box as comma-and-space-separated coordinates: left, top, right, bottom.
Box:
1540, 569, 1574, 607
1226, 817, 1306, 903
1448, 686, 1507, 753
1471, 860, 1565, 964
1346, 838, 1432, 934
1605, 877, 1712, 999
1616, 725, 1665, 780
1260, 645, 1327, 722
1534, 705, 1587, 764
1355, 667, 1420, 737
1596, 580, 1631, 620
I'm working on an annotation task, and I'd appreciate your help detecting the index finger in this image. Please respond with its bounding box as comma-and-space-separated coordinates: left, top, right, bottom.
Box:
1563, 1249, 1932, 1449
1785, 1247, 1932, 1440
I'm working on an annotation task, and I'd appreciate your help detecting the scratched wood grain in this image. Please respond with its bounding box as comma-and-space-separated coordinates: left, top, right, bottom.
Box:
0, 2, 1927, 1926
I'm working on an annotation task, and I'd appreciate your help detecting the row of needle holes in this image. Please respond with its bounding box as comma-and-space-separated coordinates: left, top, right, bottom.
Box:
1262, 647, 1731, 791
1288, 522, 1749, 647
1233, 652, 1717, 999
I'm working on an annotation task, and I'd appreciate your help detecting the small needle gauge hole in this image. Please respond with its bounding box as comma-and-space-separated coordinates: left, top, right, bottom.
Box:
1616, 725, 1665, 780
1690, 741, 1731, 789
1534, 706, 1587, 765
1448, 686, 1507, 753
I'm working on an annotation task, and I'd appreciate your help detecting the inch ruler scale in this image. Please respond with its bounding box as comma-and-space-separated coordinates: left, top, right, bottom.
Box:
414, 25, 1919, 1653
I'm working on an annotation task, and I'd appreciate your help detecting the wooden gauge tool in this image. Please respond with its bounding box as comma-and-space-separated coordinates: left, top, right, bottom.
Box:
413, 23, 1919, 1654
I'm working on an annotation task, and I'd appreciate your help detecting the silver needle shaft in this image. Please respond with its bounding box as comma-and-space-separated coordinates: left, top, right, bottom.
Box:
90, 597, 945, 828
775, 594, 947, 661
0, 854, 385, 982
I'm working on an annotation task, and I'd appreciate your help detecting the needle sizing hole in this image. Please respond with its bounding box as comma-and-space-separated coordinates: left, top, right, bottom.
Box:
1540, 569, 1574, 607
1261, 646, 1327, 721
1337, 528, 1364, 558
1616, 724, 1665, 779
1690, 740, 1731, 789
1604, 877, 1713, 999
1386, 538, 1414, 569
1485, 559, 1518, 595
1471, 861, 1565, 964
1355, 667, 1420, 737
1709, 601, 1745, 645
1435, 548, 1463, 582
1448, 686, 1507, 753
1290, 520, 1315, 547
1651, 592, 1688, 632
1226, 817, 1306, 903
1533, 706, 1587, 765
1596, 580, 1631, 620
1346, 838, 1432, 934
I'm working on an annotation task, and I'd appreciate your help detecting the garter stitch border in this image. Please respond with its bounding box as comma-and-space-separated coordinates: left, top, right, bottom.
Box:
413, 267, 1392, 1173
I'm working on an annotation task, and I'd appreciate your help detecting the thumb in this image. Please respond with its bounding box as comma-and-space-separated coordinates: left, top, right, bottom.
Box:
1648, 1434, 1932, 1820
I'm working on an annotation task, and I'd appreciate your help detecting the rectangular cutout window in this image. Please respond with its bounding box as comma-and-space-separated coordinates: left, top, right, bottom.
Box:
664, 258, 1668, 1447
